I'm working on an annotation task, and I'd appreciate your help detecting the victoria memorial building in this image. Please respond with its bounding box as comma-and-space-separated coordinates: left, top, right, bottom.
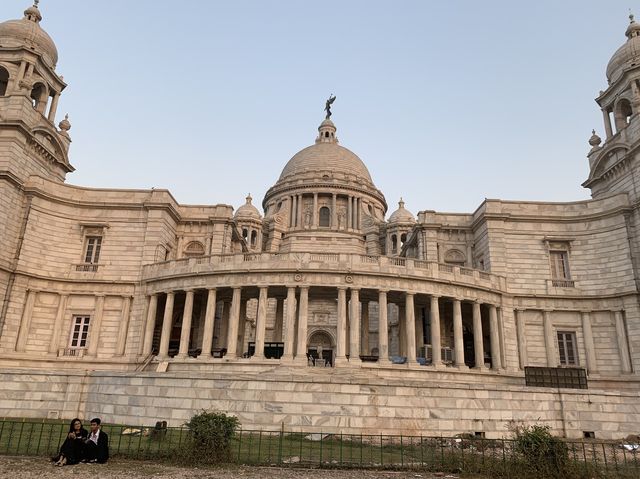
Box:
0, 3, 639, 439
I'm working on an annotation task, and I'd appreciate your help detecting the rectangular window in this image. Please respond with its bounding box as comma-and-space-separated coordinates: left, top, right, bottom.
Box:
70, 315, 90, 348
84, 236, 102, 264
550, 251, 570, 280
557, 331, 578, 366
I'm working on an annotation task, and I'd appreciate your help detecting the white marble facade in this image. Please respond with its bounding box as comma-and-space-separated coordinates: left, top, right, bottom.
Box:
0, 3, 639, 439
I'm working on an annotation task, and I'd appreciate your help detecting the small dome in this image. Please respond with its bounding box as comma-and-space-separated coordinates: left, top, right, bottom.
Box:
388, 198, 415, 224
0, 3, 58, 69
235, 194, 262, 220
606, 14, 640, 84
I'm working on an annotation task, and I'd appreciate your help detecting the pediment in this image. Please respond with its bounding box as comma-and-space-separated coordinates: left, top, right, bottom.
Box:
587, 144, 630, 183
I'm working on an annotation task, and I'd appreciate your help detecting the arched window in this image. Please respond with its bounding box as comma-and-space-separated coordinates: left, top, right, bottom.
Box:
30, 82, 48, 113
391, 234, 398, 253
444, 249, 466, 266
242, 228, 248, 240
400, 233, 407, 247
319, 206, 330, 227
615, 99, 633, 131
184, 241, 205, 257
0, 67, 9, 96
250, 230, 258, 247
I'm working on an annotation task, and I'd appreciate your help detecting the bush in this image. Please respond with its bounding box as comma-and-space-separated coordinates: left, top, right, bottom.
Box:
510, 424, 571, 478
183, 410, 240, 463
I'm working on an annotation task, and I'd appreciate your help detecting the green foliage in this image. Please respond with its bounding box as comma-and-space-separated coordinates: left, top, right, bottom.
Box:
182, 410, 240, 463
510, 424, 571, 478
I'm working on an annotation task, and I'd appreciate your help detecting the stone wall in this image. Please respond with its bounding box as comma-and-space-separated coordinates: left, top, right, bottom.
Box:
0, 366, 638, 440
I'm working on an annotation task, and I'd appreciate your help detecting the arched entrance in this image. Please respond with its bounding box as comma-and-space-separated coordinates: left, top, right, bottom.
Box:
307, 330, 334, 367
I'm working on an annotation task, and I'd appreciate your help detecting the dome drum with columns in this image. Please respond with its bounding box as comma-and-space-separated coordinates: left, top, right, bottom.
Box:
1, 4, 640, 439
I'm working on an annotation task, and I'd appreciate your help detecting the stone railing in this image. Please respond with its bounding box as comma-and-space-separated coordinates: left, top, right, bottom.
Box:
142, 252, 506, 291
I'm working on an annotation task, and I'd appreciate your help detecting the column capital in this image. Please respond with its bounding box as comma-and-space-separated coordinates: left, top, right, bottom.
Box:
94, 293, 106, 298
207, 287, 217, 292
430, 294, 441, 299
299, 285, 310, 292
377, 289, 389, 294
165, 290, 175, 296
451, 297, 461, 304
337, 286, 348, 291
404, 291, 415, 297
121, 295, 134, 300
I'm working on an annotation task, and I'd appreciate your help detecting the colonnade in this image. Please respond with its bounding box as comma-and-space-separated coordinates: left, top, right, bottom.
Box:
288, 193, 362, 230
143, 285, 504, 370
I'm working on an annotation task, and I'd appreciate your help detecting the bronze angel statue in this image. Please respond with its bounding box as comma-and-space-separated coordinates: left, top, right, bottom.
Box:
324, 94, 336, 119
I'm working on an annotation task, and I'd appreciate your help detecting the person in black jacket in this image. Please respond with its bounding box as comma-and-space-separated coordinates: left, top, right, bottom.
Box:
52, 418, 88, 466
83, 418, 109, 463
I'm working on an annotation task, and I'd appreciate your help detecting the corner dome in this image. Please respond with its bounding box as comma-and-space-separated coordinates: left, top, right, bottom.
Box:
0, 3, 58, 69
234, 194, 262, 220
606, 14, 640, 84
388, 199, 415, 224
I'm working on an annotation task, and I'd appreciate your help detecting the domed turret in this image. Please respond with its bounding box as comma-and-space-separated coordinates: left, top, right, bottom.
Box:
0, 1, 58, 69
388, 198, 415, 224
234, 194, 262, 220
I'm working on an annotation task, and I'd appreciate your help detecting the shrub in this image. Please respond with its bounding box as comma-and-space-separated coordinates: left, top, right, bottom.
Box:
510, 424, 570, 478
183, 410, 240, 463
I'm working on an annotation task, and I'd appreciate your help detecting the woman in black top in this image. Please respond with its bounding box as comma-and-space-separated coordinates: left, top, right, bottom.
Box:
52, 418, 88, 466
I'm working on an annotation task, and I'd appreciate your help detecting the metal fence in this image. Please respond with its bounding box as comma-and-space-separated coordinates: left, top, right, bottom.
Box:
0, 419, 639, 478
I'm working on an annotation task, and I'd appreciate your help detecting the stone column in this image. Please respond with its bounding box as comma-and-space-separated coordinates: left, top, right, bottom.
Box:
312, 193, 318, 227
115, 296, 132, 356
514, 309, 527, 370
238, 299, 247, 355
142, 294, 158, 356
274, 298, 284, 342
49, 293, 68, 354
489, 304, 502, 370
332, 194, 338, 229
353, 197, 358, 230
405, 293, 417, 363
398, 304, 406, 356
347, 196, 353, 229
158, 292, 175, 359
295, 286, 309, 363
218, 301, 230, 350
177, 290, 195, 358
289, 196, 295, 227
336, 287, 348, 364
291, 195, 297, 227
200, 289, 217, 358
282, 287, 297, 361
48, 92, 60, 122
361, 300, 370, 355
15, 289, 37, 352
580, 311, 597, 374
297, 194, 303, 228
349, 289, 362, 364
225, 287, 242, 360
472, 301, 485, 369
452, 299, 466, 368
602, 109, 613, 139
87, 295, 105, 357
542, 310, 556, 367
430, 295, 441, 366
253, 287, 268, 359
614, 311, 632, 373
378, 290, 390, 364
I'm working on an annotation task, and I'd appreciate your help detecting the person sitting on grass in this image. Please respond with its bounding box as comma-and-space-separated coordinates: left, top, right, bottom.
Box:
52, 418, 88, 466
83, 418, 109, 463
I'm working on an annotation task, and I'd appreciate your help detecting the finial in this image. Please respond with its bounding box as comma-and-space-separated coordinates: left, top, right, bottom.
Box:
630, 9, 635, 23
58, 113, 71, 132
589, 129, 602, 148
34, 0, 40, 6
246, 193, 252, 204
324, 94, 336, 119
399, 197, 405, 208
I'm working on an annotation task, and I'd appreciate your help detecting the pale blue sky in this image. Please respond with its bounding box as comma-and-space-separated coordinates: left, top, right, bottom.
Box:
6, 0, 631, 214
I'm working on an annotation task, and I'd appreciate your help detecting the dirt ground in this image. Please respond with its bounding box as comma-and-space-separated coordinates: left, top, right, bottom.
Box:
0, 456, 462, 479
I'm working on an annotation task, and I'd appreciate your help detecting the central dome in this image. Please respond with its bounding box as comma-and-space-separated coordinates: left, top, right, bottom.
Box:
277, 118, 374, 185
278, 142, 373, 183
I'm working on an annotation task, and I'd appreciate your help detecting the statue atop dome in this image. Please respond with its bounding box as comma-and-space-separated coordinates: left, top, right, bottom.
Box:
324, 94, 336, 119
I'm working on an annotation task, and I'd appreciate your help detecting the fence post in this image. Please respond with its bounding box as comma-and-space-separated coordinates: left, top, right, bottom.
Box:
277, 424, 283, 465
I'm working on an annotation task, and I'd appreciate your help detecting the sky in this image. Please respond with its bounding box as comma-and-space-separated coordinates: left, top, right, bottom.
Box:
4, 0, 633, 214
